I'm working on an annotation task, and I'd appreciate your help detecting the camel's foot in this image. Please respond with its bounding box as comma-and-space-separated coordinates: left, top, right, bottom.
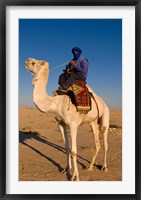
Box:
61, 168, 71, 175
71, 172, 80, 181
101, 166, 108, 172
85, 165, 93, 172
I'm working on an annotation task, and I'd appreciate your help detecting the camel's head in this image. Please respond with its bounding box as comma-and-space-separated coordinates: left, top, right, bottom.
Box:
25, 58, 49, 75
25, 58, 49, 85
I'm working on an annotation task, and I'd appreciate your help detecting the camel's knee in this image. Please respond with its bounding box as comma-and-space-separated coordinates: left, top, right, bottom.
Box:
94, 141, 101, 151
101, 126, 107, 133
104, 145, 108, 151
96, 143, 101, 151
101, 126, 108, 138
71, 151, 77, 157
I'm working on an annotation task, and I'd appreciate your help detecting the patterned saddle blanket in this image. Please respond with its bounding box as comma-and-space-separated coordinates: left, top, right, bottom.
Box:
72, 81, 91, 112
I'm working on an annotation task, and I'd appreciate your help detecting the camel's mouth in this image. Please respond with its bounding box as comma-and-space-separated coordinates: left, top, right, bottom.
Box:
24, 58, 35, 72
24, 65, 30, 71
24, 65, 28, 70
24, 65, 35, 74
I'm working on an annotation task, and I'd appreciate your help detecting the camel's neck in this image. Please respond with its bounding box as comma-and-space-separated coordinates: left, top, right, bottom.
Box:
33, 69, 54, 113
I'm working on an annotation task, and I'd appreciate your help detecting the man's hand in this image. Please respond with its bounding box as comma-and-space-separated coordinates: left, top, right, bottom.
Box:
70, 60, 75, 67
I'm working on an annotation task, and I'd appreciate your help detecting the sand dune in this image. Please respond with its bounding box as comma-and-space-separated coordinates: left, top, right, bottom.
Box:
19, 108, 122, 181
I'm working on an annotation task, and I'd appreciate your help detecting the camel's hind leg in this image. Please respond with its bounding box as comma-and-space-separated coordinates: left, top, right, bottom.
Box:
86, 120, 100, 171
101, 106, 109, 172
101, 126, 108, 172
58, 123, 72, 175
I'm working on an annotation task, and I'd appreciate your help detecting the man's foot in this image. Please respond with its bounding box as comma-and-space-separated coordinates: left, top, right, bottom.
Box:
52, 89, 68, 96
52, 86, 73, 96
52, 90, 58, 96
66, 86, 73, 91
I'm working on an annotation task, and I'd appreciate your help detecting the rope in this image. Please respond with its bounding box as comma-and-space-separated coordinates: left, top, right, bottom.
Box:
49, 60, 70, 71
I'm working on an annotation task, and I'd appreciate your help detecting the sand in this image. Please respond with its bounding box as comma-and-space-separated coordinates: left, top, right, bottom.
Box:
19, 108, 122, 181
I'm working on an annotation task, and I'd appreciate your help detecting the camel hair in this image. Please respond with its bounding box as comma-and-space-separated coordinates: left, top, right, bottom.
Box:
25, 58, 109, 181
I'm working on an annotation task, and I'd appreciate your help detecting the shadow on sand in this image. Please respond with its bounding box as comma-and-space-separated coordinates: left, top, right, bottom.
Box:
19, 130, 95, 180
19, 131, 66, 173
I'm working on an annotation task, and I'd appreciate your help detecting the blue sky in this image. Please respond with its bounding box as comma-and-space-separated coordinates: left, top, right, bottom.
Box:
19, 19, 122, 109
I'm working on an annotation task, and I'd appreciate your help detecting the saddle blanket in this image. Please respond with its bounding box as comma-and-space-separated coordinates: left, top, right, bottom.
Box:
72, 81, 91, 112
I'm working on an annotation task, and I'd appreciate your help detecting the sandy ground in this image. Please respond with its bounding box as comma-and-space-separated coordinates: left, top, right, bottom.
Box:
19, 108, 122, 181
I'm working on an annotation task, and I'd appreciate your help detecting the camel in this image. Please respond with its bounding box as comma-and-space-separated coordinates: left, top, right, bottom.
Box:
25, 58, 109, 181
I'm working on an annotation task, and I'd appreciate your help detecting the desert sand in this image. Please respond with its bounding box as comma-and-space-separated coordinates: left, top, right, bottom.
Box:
19, 108, 122, 181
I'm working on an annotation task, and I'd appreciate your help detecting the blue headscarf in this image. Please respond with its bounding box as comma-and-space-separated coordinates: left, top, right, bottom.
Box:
72, 47, 82, 60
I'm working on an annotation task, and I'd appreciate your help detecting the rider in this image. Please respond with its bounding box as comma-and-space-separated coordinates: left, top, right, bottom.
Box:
58, 47, 88, 91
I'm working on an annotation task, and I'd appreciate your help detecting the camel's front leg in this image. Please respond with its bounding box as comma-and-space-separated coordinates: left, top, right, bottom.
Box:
58, 123, 72, 174
70, 124, 79, 181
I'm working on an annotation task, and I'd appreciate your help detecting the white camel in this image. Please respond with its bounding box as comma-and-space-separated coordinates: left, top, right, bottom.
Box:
25, 58, 109, 181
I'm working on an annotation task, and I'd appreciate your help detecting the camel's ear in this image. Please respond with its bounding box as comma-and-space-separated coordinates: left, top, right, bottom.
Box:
40, 61, 45, 66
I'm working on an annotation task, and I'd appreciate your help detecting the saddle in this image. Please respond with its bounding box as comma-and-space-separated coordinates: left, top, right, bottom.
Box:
53, 81, 91, 112
72, 81, 91, 112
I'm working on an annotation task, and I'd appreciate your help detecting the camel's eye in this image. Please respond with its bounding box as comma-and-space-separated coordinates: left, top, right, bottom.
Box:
32, 62, 35, 65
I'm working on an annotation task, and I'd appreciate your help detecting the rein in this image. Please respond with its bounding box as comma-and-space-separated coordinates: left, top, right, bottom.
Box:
49, 61, 70, 71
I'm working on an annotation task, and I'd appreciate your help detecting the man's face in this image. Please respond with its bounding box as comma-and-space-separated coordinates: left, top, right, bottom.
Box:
72, 51, 79, 55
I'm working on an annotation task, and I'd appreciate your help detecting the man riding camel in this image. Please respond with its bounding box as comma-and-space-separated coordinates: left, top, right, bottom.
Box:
58, 47, 88, 92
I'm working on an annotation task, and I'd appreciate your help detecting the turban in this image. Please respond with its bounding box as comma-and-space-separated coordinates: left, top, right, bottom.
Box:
72, 47, 82, 60
72, 47, 82, 54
